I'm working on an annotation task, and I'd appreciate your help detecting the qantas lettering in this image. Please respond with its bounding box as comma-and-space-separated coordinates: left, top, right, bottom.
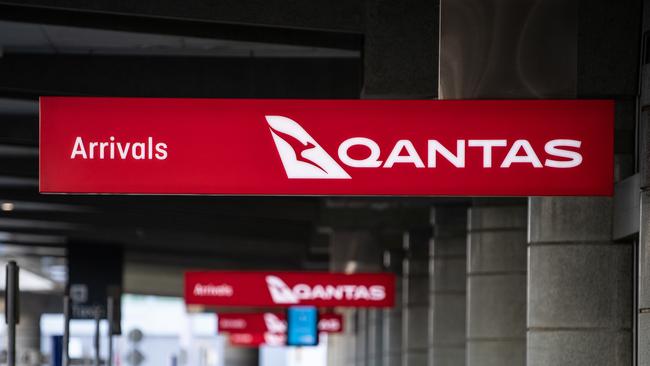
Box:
266, 115, 584, 179
291, 283, 386, 301
265, 275, 386, 304
339, 138, 582, 169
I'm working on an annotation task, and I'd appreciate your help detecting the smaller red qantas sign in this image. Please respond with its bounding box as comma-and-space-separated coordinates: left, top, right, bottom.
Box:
218, 312, 343, 334
39, 98, 613, 196
229, 332, 286, 347
185, 271, 395, 308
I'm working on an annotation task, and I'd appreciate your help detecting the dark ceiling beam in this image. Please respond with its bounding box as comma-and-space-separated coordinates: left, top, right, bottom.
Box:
0, 176, 37, 188
0, 194, 322, 269
0, 2, 363, 50
0, 54, 362, 99
125, 247, 304, 270
0, 231, 67, 245
0, 156, 37, 178
0, 188, 322, 223
0, 205, 318, 255
319, 204, 452, 230
0, 209, 314, 244
0, 114, 38, 145
118, 229, 306, 257
0, 223, 310, 261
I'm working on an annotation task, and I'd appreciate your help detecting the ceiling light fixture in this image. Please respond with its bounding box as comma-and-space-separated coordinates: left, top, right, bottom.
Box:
1, 202, 14, 211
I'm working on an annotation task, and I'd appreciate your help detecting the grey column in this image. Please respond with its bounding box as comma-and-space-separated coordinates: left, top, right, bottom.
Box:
363, 0, 439, 359
640, 192, 650, 365
15, 308, 41, 366
430, 206, 467, 366
327, 308, 358, 366
402, 228, 432, 365
223, 347, 259, 366
367, 308, 383, 366
382, 247, 404, 366
637, 1, 650, 365
329, 230, 383, 366
467, 206, 527, 366
528, 198, 632, 366
14, 293, 60, 366
439, 0, 639, 365
356, 308, 368, 366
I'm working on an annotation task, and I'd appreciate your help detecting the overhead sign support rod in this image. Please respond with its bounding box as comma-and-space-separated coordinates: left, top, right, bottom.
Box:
5, 261, 19, 366
107, 296, 114, 366
94, 307, 101, 366
62, 295, 70, 366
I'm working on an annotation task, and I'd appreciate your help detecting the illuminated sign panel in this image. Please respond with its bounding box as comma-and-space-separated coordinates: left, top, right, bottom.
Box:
229, 333, 286, 347
185, 271, 395, 308
40, 98, 613, 196
218, 312, 343, 334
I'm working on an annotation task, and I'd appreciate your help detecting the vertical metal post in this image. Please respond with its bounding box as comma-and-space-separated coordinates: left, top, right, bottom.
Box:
94, 307, 101, 366
62, 296, 70, 366
634, 237, 639, 366
107, 297, 114, 366
5, 261, 19, 366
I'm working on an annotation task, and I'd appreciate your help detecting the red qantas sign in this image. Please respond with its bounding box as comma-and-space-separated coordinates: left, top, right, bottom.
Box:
218, 312, 343, 334
40, 97, 613, 196
229, 332, 286, 347
185, 271, 395, 308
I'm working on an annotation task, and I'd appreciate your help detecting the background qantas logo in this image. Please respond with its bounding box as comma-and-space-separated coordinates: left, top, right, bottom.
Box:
263, 313, 288, 333
266, 115, 585, 180
266, 275, 300, 304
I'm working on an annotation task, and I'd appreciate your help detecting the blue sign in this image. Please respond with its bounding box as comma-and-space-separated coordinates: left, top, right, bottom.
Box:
286, 306, 319, 346
51, 335, 63, 366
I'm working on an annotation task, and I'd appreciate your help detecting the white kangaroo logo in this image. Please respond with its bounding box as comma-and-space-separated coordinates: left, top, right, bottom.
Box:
266, 275, 299, 304
266, 115, 351, 179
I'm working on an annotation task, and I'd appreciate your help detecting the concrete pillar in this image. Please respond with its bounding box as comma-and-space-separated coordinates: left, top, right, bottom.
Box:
382, 247, 403, 366
355, 308, 368, 366
639, 192, 650, 365
636, 1, 650, 365
430, 206, 467, 366
345, 309, 358, 366
466, 206, 527, 366
328, 308, 358, 366
402, 228, 432, 365
528, 197, 632, 366
12, 292, 51, 366
15, 311, 41, 366
328, 230, 383, 366
363, 1, 439, 361
223, 347, 259, 366
367, 308, 383, 366
438, 0, 638, 364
